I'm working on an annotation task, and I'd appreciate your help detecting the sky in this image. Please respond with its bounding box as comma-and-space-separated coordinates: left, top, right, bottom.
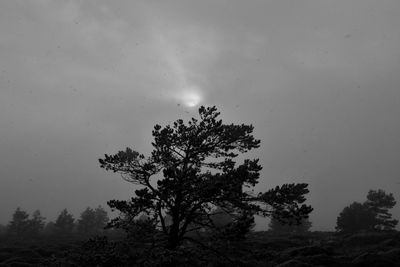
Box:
1, 0, 400, 231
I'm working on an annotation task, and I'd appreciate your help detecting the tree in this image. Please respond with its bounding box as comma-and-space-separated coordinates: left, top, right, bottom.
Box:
7, 207, 31, 236
77, 206, 109, 235
94, 205, 109, 231
77, 207, 97, 235
99, 106, 312, 250
7, 208, 45, 237
54, 209, 75, 235
336, 202, 376, 232
269, 209, 312, 233
365, 189, 398, 230
27, 209, 46, 236
336, 189, 399, 233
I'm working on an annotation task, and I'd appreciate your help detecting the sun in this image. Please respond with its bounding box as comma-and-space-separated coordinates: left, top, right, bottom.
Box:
181, 88, 202, 107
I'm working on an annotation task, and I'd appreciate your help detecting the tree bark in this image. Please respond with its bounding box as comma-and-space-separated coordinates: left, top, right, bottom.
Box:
167, 221, 180, 250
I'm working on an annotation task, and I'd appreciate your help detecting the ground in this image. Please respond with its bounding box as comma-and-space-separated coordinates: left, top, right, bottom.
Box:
1, 231, 400, 266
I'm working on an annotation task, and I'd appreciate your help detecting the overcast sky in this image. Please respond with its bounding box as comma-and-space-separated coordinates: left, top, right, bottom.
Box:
1, 0, 400, 231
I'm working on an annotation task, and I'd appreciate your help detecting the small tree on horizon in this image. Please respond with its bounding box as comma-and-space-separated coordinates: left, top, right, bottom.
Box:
99, 106, 312, 251
77, 207, 96, 235
7, 207, 31, 237
77, 206, 109, 235
28, 209, 46, 236
365, 189, 398, 230
336, 189, 398, 232
94, 206, 109, 232
54, 209, 75, 235
336, 202, 376, 232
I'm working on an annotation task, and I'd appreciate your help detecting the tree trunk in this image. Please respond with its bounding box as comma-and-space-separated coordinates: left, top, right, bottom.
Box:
167, 221, 180, 250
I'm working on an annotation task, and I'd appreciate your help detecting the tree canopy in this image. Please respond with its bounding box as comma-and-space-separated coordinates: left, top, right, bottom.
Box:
336, 202, 376, 232
336, 189, 398, 232
365, 189, 398, 230
29, 210, 46, 236
99, 106, 312, 250
7, 208, 45, 237
77, 206, 109, 235
54, 209, 75, 235
7, 207, 30, 236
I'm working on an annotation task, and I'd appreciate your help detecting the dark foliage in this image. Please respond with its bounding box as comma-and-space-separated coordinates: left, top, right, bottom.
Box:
2, 230, 400, 266
77, 207, 96, 235
6, 208, 45, 238
6, 208, 30, 237
93, 206, 110, 232
336, 189, 398, 233
54, 209, 75, 235
99, 106, 312, 252
77, 206, 109, 236
336, 202, 377, 232
260, 183, 313, 224
365, 189, 398, 230
39, 236, 129, 266
27, 210, 46, 237
269, 209, 312, 233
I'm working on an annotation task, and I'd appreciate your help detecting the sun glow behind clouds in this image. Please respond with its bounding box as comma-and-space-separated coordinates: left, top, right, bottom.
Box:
156, 31, 204, 107
149, 19, 218, 108
180, 87, 202, 107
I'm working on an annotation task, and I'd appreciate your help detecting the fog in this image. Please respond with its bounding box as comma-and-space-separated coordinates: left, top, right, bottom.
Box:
1, 0, 400, 231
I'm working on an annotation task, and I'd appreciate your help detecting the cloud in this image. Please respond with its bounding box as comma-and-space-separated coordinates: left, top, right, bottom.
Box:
146, 17, 220, 106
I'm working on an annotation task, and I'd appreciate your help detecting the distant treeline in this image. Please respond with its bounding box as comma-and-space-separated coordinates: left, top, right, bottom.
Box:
0, 188, 397, 240
0, 206, 113, 239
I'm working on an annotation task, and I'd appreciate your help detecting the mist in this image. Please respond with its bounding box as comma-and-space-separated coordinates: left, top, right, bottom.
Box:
1, 0, 400, 233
